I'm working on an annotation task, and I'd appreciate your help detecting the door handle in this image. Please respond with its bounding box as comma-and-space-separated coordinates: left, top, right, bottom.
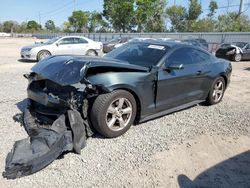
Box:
196, 70, 202, 75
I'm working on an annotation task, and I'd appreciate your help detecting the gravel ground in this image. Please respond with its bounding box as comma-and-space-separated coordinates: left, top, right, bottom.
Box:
0, 38, 249, 188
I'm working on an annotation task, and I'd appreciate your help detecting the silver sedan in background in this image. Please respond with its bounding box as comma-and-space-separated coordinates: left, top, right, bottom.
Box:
21, 36, 103, 61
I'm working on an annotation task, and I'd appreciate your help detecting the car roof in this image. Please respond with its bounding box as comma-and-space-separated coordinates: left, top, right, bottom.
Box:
129, 39, 195, 49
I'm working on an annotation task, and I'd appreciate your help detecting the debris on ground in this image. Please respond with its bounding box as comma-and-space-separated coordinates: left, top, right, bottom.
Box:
3, 107, 90, 179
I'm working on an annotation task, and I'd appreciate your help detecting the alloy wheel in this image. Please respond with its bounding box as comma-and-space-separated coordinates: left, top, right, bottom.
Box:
212, 80, 224, 103
105, 97, 132, 132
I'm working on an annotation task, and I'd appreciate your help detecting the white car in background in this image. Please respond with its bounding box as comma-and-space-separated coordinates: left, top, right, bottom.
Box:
0, 32, 11, 37
21, 36, 103, 61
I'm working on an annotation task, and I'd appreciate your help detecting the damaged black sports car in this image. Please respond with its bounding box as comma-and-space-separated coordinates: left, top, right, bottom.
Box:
27, 40, 232, 137
4, 40, 232, 179
216, 42, 250, 62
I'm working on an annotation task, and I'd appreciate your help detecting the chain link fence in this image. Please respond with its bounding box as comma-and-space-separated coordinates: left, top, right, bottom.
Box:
12, 32, 250, 53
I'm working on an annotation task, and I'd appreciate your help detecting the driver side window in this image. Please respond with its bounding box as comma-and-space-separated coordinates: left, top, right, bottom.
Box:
58, 38, 74, 45
167, 48, 193, 66
245, 44, 250, 49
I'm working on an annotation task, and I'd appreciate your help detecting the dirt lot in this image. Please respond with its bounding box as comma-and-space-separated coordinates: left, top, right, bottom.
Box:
0, 38, 249, 188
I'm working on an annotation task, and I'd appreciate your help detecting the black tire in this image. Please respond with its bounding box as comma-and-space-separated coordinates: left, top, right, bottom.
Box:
233, 53, 242, 62
206, 77, 226, 105
86, 49, 97, 56
90, 90, 137, 138
37, 50, 51, 61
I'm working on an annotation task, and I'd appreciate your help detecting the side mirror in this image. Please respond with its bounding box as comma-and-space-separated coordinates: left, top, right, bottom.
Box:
56, 43, 59, 47
165, 63, 184, 71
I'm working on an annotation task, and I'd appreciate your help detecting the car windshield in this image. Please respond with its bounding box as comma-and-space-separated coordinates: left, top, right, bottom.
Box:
105, 42, 170, 68
109, 38, 120, 43
44, 37, 61, 45
182, 40, 201, 47
232, 42, 247, 48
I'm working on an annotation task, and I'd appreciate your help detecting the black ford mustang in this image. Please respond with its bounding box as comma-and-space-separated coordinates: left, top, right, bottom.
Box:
4, 40, 232, 179
26, 40, 232, 138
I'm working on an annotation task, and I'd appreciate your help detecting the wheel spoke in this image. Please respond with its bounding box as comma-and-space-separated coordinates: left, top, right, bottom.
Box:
121, 107, 132, 115
107, 117, 116, 128
117, 98, 125, 109
213, 90, 216, 97
118, 117, 125, 128
217, 82, 222, 89
107, 106, 116, 114
215, 93, 219, 101
217, 90, 223, 95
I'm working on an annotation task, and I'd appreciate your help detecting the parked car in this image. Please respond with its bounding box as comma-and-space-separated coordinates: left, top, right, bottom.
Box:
215, 42, 250, 62
103, 37, 132, 53
194, 38, 209, 50
182, 39, 208, 50
20, 36, 103, 61
24, 39, 232, 138
0, 32, 11, 37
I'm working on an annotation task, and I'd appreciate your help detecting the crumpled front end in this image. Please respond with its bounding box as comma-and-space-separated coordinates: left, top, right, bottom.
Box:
3, 73, 95, 179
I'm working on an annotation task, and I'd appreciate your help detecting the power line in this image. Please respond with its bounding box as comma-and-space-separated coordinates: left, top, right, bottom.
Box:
40, 1, 74, 16
203, 3, 250, 11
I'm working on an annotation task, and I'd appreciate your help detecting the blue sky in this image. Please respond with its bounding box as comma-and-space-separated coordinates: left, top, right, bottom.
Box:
0, 0, 249, 27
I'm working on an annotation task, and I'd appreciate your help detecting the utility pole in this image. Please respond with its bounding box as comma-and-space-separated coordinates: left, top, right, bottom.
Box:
239, 0, 244, 31
74, 0, 75, 11
38, 12, 41, 26
239, 0, 244, 15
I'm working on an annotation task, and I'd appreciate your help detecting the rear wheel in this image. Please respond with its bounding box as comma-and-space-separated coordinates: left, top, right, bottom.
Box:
90, 90, 136, 138
233, 53, 242, 62
86, 50, 97, 56
37, 50, 51, 61
206, 77, 225, 105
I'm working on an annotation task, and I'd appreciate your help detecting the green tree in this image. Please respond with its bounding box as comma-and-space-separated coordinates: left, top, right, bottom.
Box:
134, 0, 153, 32
26, 20, 41, 33
147, 0, 166, 32
166, 5, 187, 32
187, 0, 202, 20
2, 21, 19, 33
45, 20, 56, 31
88, 11, 109, 32
216, 12, 250, 32
0, 23, 3, 32
189, 18, 215, 32
68, 10, 88, 32
207, 0, 218, 18
63, 21, 72, 33
103, 0, 134, 32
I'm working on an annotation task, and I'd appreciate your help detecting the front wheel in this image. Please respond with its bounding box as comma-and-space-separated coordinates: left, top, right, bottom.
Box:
233, 53, 242, 62
37, 50, 51, 61
86, 50, 97, 56
206, 77, 226, 105
90, 90, 137, 138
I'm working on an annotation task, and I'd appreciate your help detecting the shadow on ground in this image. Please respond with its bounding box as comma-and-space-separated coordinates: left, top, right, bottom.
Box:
178, 150, 250, 188
18, 59, 37, 63
12, 99, 28, 125
245, 67, 250, 71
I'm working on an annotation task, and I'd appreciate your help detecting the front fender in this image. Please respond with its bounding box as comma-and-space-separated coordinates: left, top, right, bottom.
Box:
87, 72, 156, 118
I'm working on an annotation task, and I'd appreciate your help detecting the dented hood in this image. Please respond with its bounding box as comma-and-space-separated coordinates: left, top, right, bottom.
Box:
31, 55, 149, 86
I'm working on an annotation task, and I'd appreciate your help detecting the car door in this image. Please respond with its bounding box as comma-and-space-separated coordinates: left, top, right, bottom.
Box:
242, 43, 250, 60
71, 37, 89, 55
53, 37, 74, 55
156, 47, 207, 111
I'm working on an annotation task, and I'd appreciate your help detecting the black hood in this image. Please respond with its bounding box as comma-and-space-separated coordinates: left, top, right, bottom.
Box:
31, 55, 149, 86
